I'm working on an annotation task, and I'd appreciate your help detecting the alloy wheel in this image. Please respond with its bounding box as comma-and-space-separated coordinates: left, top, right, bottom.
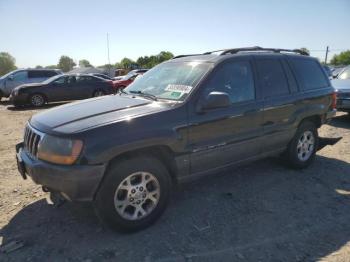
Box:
114, 172, 160, 221
31, 94, 44, 106
297, 130, 315, 161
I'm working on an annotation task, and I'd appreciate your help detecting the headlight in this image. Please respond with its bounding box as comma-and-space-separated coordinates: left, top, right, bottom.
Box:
37, 135, 83, 165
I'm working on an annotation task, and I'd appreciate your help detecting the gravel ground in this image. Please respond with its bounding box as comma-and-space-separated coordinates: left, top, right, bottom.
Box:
0, 100, 350, 262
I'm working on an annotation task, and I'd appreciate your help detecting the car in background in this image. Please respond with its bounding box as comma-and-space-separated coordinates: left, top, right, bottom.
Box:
10, 74, 114, 107
113, 71, 147, 90
113, 69, 148, 80
0, 69, 62, 100
337, 66, 350, 80
332, 68, 350, 114
89, 73, 113, 80
323, 65, 332, 79
331, 66, 346, 79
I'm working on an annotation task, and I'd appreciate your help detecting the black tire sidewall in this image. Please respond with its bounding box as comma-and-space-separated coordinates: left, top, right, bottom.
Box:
94, 156, 171, 232
287, 121, 318, 169
93, 90, 105, 97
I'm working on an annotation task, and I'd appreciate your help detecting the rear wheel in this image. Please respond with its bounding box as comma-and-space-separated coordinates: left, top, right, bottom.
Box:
29, 94, 46, 107
285, 121, 318, 169
94, 156, 171, 232
93, 90, 105, 97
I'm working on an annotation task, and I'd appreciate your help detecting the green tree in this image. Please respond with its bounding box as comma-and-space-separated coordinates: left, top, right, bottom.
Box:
45, 65, 58, 69
330, 50, 350, 65
35, 65, 43, 69
57, 55, 76, 72
79, 59, 92, 68
0, 52, 17, 76
299, 47, 310, 55
136, 51, 174, 69
157, 51, 174, 62
117, 57, 135, 69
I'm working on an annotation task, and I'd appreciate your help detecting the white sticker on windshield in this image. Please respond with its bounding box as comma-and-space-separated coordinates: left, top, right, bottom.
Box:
165, 84, 193, 94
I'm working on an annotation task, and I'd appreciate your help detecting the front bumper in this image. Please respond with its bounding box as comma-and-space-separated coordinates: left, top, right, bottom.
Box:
10, 93, 29, 105
16, 142, 106, 201
324, 109, 337, 123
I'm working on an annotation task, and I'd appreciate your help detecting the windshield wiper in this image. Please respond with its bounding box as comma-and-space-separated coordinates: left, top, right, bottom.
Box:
129, 90, 158, 101
118, 88, 129, 95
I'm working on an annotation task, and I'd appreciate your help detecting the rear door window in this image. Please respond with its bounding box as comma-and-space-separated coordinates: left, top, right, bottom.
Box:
289, 58, 328, 90
256, 59, 290, 98
28, 70, 57, 78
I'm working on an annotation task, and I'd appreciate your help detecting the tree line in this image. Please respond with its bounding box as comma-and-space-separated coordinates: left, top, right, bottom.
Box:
0, 51, 174, 76
2, 49, 350, 76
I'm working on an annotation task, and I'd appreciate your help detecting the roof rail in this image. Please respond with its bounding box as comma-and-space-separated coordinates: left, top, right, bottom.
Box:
219, 46, 309, 56
172, 54, 202, 59
172, 47, 309, 60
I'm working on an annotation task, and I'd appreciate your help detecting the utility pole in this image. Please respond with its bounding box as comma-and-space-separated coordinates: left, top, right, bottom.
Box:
107, 33, 111, 65
325, 46, 329, 64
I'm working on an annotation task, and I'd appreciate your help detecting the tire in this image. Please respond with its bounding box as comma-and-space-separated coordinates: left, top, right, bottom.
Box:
93, 90, 105, 97
94, 156, 171, 232
285, 121, 318, 169
29, 93, 46, 107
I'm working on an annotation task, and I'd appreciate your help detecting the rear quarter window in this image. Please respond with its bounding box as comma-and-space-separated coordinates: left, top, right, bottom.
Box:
289, 58, 329, 90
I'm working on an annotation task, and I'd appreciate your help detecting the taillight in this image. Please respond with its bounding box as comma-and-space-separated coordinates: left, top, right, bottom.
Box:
331, 92, 337, 110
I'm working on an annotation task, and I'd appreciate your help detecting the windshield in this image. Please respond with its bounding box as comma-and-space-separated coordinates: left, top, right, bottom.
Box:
125, 62, 211, 101
42, 74, 64, 84
0, 70, 20, 79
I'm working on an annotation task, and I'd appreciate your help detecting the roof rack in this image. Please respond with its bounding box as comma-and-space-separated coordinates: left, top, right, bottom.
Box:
172, 46, 309, 60
218, 46, 309, 56
172, 54, 202, 59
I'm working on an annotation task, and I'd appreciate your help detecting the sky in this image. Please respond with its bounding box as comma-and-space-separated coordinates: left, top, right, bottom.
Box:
0, 0, 349, 68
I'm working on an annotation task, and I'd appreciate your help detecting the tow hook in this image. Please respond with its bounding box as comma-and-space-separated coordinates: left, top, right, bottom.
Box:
317, 137, 342, 151
43, 187, 67, 207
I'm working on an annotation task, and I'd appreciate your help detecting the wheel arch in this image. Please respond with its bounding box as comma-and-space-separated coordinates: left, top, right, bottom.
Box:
28, 92, 48, 104
298, 115, 322, 128
93, 145, 179, 200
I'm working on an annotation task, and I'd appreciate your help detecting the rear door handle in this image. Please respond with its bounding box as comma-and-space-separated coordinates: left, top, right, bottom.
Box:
263, 121, 274, 126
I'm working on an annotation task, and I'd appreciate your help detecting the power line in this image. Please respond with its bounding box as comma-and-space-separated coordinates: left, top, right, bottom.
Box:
309, 49, 348, 52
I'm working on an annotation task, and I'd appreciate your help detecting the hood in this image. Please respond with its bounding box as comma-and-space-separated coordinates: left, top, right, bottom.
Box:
30, 95, 169, 134
14, 83, 45, 91
331, 79, 350, 91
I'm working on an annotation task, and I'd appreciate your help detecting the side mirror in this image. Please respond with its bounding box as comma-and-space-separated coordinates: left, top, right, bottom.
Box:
8, 75, 14, 81
198, 91, 231, 112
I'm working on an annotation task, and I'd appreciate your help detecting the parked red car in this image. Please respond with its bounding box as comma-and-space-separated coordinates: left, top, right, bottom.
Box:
113, 70, 148, 90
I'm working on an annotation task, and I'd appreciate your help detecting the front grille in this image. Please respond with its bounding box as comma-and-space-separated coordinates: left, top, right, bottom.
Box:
24, 125, 42, 157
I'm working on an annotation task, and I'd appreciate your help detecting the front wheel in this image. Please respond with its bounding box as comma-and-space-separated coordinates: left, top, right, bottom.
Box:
93, 90, 105, 97
94, 156, 171, 232
29, 94, 46, 107
285, 121, 318, 169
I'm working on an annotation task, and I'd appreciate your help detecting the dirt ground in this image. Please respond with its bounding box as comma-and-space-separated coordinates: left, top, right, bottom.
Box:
0, 99, 350, 262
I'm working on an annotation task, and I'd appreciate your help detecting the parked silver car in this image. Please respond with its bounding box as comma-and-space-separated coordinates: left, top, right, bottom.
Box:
0, 69, 62, 100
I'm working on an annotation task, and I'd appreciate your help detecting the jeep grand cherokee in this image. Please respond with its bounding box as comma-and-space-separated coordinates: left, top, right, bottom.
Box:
16, 47, 337, 232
